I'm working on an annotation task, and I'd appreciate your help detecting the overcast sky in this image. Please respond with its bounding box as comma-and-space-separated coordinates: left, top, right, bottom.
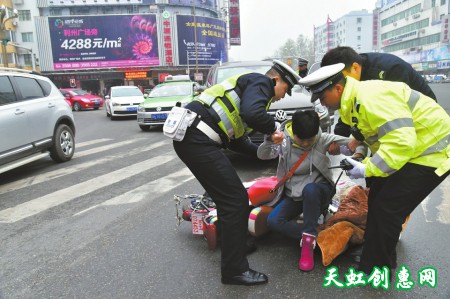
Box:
228, 0, 378, 61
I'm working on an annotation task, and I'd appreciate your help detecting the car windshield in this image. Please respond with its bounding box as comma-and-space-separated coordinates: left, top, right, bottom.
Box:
217, 65, 270, 84
149, 84, 192, 97
71, 89, 89, 95
111, 88, 143, 97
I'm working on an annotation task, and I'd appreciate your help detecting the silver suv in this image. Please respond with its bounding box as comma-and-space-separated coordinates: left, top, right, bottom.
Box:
205, 61, 332, 142
0, 68, 76, 174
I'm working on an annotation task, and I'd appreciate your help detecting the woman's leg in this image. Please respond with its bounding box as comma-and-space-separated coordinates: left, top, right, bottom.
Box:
302, 182, 334, 236
267, 196, 303, 240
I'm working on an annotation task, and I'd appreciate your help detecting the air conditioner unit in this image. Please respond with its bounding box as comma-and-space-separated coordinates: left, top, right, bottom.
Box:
420, 29, 425, 34
413, 13, 421, 19
393, 22, 397, 27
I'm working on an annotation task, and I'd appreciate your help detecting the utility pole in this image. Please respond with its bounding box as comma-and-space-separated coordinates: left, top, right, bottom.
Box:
193, 1, 198, 74
0, 5, 18, 67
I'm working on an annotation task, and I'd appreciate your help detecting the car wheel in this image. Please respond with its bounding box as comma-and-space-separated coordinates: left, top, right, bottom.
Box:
139, 125, 151, 131
73, 102, 81, 112
94, 107, 99, 110
50, 124, 75, 162
106, 107, 110, 117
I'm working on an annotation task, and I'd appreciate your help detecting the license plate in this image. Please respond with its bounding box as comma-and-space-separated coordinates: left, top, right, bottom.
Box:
151, 113, 167, 120
126, 107, 137, 112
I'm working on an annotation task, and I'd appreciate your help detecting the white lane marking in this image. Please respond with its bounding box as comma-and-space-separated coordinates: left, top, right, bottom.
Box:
0, 154, 176, 223
420, 177, 450, 224
75, 138, 145, 158
0, 140, 172, 195
76, 139, 113, 148
74, 167, 194, 216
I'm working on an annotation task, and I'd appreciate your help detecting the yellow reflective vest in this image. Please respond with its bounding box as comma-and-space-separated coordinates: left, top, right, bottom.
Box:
196, 75, 272, 140
339, 77, 450, 177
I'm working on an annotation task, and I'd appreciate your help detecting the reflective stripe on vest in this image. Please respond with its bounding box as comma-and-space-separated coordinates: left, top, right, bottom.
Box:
364, 91, 420, 146
371, 152, 397, 175
196, 76, 244, 139
367, 89, 447, 172
419, 134, 450, 157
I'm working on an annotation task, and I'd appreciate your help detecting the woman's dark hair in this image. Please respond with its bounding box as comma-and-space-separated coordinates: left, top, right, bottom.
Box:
292, 110, 319, 139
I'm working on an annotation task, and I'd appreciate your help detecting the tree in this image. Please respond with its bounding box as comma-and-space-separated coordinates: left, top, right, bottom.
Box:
272, 34, 315, 69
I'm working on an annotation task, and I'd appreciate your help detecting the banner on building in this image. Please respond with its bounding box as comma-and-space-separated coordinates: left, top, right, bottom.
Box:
48, 15, 159, 70
229, 0, 241, 46
177, 15, 227, 65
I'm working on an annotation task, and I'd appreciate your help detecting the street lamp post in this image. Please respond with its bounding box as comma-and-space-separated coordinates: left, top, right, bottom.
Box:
0, 5, 18, 67
9, 42, 36, 72
193, 1, 198, 75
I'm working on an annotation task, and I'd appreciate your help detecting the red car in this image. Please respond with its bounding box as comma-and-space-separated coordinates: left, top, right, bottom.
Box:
59, 88, 103, 111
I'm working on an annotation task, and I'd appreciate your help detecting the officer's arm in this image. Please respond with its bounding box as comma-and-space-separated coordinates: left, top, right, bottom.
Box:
238, 76, 276, 135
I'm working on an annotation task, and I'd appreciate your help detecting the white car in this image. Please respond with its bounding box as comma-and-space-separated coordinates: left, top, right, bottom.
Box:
105, 86, 145, 120
0, 67, 76, 174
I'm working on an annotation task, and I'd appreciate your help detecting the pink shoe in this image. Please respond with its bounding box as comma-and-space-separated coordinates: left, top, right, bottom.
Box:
299, 233, 316, 272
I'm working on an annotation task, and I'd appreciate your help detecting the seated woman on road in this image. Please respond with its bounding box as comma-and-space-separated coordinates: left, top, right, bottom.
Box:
257, 110, 366, 272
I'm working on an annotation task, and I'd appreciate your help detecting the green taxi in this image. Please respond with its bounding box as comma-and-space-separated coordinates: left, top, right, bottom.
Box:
137, 75, 201, 131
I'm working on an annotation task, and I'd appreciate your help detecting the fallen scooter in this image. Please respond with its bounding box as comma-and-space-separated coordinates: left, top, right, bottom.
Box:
174, 176, 278, 250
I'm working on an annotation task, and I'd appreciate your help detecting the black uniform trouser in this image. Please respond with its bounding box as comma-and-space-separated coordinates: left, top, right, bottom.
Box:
173, 127, 249, 276
359, 162, 449, 278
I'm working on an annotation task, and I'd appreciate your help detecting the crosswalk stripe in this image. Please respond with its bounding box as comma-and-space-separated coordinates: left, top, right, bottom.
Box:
0, 154, 176, 223
76, 138, 113, 148
74, 167, 194, 216
75, 138, 145, 158
0, 139, 172, 195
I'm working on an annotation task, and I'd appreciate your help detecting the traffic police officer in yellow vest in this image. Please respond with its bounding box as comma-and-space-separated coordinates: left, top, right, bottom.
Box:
298, 63, 450, 280
173, 60, 299, 286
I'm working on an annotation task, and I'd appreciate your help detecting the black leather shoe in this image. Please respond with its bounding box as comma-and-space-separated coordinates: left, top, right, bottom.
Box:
221, 269, 268, 286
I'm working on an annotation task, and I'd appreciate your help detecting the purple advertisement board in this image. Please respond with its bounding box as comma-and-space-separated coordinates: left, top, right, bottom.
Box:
177, 15, 227, 65
48, 15, 159, 70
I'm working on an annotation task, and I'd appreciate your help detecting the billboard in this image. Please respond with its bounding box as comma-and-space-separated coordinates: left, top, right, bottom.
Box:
48, 15, 159, 70
177, 15, 227, 65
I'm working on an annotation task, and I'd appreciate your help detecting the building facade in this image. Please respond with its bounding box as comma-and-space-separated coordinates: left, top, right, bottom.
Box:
313, 10, 374, 62
378, 0, 450, 75
3, 0, 231, 95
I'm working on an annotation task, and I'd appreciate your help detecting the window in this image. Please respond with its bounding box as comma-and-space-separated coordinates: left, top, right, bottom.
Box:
127, 5, 139, 14
0, 77, 17, 105
18, 10, 31, 21
357, 17, 362, 23
22, 32, 33, 42
432, 0, 436, 7
23, 54, 32, 66
357, 27, 361, 32
357, 36, 361, 40
441, 0, 446, 5
49, 8, 62, 16
14, 77, 44, 100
